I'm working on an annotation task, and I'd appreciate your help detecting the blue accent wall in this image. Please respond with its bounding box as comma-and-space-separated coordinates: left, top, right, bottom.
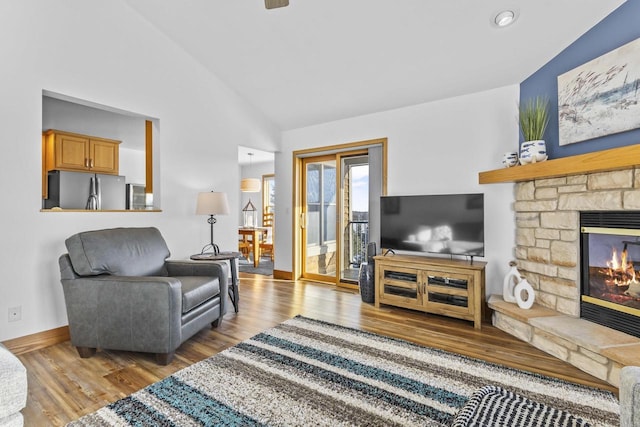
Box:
520, 0, 640, 159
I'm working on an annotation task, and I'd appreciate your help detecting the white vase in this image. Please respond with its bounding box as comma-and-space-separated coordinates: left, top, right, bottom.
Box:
501, 151, 518, 168
502, 262, 520, 303
520, 140, 547, 165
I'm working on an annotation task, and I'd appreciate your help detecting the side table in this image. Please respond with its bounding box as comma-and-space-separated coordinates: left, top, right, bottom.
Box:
190, 251, 241, 313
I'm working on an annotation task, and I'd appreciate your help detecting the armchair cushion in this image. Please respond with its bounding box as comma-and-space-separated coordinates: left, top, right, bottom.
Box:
65, 227, 170, 277
179, 276, 220, 313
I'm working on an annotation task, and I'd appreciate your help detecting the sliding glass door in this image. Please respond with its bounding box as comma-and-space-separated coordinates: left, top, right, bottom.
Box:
302, 155, 337, 282
300, 152, 370, 285
293, 138, 386, 288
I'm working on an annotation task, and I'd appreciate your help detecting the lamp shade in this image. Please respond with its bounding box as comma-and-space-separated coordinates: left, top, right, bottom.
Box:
240, 178, 261, 193
196, 191, 230, 215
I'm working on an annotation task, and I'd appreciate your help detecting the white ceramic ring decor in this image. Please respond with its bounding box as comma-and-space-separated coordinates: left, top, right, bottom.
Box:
502, 261, 520, 303
514, 279, 535, 309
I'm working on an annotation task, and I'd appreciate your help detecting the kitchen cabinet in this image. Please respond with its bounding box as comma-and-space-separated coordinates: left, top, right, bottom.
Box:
374, 254, 486, 329
43, 130, 120, 198
43, 130, 120, 174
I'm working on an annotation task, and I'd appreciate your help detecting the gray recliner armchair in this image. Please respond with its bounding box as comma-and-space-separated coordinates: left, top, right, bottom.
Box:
59, 227, 229, 365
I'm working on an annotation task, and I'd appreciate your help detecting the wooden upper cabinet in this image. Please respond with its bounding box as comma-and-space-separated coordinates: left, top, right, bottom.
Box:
43, 130, 120, 175
89, 140, 119, 173
54, 133, 90, 170
42, 130, 120, 199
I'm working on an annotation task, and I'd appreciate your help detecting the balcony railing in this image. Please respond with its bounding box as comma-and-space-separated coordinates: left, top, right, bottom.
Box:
346, 221, 369, 268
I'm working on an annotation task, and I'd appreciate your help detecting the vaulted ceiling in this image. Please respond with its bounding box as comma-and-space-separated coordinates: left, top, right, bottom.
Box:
125, 0, 625, 130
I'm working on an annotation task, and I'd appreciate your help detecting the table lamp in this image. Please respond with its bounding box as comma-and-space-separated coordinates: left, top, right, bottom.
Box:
196, 191, 230, 255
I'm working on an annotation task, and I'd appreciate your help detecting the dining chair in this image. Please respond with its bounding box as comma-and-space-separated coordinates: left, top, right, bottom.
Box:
260, 212, 274, 261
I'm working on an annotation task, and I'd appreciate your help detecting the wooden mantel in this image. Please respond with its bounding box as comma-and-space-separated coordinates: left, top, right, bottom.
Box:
479, 143, 640, 184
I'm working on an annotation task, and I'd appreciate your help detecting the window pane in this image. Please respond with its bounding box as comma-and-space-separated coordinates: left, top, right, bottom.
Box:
323, 165, 336, 204
307, 204, 320, 246
263, 175, 275, 213
268, 180, 275, 208
307, 165, 320, 203
350, 164, 369, 216
324, 204, 336, 241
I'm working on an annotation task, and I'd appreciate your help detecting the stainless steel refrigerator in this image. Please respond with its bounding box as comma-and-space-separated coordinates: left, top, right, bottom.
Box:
44, 170, 126, 210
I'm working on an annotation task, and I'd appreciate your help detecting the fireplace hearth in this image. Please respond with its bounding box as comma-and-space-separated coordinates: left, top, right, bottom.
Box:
581, 211, 640, 338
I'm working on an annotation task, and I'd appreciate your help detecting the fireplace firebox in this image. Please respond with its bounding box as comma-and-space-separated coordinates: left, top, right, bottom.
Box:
580, 211, 640, 338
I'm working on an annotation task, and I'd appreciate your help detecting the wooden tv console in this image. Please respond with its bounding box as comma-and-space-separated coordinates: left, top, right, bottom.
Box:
374, 254, 486, 329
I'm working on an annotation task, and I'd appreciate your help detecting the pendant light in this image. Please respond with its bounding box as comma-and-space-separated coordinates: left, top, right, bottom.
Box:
240, 153, 261, 193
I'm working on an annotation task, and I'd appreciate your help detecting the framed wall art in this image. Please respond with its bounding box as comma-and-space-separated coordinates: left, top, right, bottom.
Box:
557, 37, 640, 146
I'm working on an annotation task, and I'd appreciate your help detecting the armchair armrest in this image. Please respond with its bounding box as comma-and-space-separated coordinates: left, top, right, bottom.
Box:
60, 274, 183, 354
165, 260, 229, 314
165, 259, 229, 279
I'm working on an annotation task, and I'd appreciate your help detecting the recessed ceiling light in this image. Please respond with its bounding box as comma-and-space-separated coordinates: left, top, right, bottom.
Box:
494, 10, 516, 28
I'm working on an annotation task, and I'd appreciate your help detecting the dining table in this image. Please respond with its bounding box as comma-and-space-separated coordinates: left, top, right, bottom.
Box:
238, 227, 269, 267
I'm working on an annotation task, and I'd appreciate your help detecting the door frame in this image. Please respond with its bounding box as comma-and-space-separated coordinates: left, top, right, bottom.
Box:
292, 138, 387, 288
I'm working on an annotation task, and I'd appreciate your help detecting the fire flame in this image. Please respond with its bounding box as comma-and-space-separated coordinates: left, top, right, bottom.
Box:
604, 247, 638, 286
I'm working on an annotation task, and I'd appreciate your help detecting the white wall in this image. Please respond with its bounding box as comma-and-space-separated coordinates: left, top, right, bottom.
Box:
0, 1, 280, 341
276, 85, 519, 296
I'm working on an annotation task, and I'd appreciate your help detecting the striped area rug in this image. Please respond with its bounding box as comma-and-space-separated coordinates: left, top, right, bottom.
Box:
68, 316, 619, 426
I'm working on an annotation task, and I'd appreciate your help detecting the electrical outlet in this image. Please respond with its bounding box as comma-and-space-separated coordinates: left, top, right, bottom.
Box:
8, 306, 21, 322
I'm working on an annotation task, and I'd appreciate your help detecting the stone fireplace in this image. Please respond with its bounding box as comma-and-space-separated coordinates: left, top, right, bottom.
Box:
486, 163, 640, 387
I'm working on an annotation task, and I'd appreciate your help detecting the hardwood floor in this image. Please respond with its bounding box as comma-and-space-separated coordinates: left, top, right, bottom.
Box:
18, 274, 616, 426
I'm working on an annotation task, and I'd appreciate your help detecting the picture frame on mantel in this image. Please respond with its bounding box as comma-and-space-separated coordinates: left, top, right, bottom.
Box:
557, 36, 640, 146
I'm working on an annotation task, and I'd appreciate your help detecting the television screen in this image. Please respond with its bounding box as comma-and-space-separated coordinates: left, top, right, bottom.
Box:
380, 193, 484, 257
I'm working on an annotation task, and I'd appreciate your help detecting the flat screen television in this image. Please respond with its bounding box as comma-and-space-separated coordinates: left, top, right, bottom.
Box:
380, 193, 484, 258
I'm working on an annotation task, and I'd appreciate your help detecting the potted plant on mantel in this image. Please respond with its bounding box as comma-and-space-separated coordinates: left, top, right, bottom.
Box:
518, 96, 549, 165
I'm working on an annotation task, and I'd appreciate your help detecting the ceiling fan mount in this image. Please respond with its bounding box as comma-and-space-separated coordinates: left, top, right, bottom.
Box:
265, 0, 289, 10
